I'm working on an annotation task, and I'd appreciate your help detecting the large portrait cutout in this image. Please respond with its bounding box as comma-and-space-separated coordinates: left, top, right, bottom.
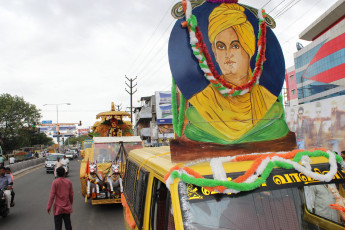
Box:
169, 2, 289, 145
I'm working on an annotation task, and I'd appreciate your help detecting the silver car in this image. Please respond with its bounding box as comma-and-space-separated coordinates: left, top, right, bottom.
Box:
45, 153, 64, 173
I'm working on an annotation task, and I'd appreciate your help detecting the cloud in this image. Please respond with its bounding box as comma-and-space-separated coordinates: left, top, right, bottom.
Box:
0, 0, 339, 127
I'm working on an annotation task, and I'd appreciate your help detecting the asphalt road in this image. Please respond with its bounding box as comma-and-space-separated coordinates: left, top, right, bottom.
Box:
0, 157, 125, 230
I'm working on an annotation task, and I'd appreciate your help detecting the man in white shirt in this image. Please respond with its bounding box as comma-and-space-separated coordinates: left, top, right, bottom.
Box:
54, 157, 63, 178
61, 155, 69, 166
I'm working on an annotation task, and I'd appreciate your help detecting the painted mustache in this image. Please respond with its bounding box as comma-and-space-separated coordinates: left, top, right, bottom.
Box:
225, 60, 235, 64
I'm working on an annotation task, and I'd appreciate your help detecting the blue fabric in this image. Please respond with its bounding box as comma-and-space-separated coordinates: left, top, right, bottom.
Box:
0, 175, 8, 190
168, 2, 285, 100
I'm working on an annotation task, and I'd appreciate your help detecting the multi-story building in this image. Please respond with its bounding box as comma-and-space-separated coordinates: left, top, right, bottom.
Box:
285, 66, 298, 106
285, 0, 345, 152
294, 0, 345, 104
134, 92, 174, 146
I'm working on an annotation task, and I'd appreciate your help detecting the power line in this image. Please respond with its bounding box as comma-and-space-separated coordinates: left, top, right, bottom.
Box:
268, 0, 285, 14
126, 0, 177, 76
137, 49, 169, 83
275, 0, 302, 19
262, 0, 273, 8
132, 20, 175, 77
271, 0, 295, 18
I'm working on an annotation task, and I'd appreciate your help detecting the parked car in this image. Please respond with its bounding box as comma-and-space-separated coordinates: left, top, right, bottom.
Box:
64, 151, 74, 160
45, 153, 64, 173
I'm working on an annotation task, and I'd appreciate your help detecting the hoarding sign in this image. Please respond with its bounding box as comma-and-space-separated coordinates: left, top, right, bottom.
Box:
78, 128, 89, 135
58, 125, 76, 131
285, 94, 345, 152
39, 126, 56, 132
155, 91, 172, 124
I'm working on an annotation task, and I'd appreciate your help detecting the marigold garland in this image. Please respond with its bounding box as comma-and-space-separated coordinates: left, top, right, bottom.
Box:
181, 0, 268, 97
165, 149, 342, 194
121, 194, 136, 229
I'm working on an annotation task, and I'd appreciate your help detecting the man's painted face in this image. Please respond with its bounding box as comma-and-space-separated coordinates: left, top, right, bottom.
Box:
212, 27, 250, 86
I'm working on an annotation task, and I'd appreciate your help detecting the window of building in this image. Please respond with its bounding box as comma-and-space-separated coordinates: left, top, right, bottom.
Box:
292, 89, 295, 95
290, 75, 294, 81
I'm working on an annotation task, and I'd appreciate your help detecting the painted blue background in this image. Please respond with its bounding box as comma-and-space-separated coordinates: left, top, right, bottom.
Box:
168, 2, 285, 100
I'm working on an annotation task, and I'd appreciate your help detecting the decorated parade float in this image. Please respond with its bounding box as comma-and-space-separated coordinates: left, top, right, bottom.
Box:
80, 103, 143, 205
121, 0, 345, 229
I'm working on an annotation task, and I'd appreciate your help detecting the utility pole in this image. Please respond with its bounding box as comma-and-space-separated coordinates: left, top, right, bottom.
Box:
125, 76, 137, 124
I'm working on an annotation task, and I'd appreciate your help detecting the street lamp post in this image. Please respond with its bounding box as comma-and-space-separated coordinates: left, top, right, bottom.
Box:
43, 103, 71, 152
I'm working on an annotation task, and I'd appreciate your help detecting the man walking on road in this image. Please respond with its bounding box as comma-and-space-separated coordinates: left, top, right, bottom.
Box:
47, 167, 74, 230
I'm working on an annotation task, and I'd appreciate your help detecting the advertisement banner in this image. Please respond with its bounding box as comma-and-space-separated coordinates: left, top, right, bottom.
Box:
78, 128, 89, 135
285, 94, 345, 152
158, 124, 174, 139
58, 125, 76, 131
41, 120, 52, 124
155, 91, 172, 124
39, 126, 56, 132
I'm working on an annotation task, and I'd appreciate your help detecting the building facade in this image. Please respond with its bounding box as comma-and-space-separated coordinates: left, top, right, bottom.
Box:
134, 92, 174, 146
285, 0, 345, 151
294, 0, 345, 104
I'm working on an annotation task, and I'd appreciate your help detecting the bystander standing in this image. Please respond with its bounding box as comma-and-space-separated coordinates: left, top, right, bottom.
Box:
47, 167, 73, 230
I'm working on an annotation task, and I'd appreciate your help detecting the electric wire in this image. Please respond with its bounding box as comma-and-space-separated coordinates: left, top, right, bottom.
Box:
268, 0, 285, 14
271, 0, 296, 18
132, 20, 175, 78
275, 0, 302, 19
262, 0, 273, 8
125, 0, 177, 76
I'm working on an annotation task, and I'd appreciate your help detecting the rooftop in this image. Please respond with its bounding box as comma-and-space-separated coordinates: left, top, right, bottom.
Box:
299, 0, 345, 41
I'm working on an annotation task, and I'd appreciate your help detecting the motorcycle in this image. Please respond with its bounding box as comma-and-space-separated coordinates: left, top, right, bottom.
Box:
0, 189, 9, 218
54, 164, 69, 178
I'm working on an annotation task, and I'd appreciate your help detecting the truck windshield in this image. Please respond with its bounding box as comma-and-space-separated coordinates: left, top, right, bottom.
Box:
93, 143, 119, 163
179, 183, 345, 229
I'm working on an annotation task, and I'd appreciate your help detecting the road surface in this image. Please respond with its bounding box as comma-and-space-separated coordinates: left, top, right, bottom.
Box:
0, 157, 125, 229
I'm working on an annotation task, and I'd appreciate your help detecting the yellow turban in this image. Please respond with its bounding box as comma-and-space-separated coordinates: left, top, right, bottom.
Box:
208, 4, 255, 58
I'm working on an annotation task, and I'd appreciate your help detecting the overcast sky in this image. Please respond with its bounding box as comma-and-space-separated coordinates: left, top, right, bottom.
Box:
0, 0, 339, 128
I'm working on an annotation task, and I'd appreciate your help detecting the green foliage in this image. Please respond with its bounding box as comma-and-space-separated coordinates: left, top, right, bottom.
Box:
64, 135, 90, 145
0, 93, 43, 153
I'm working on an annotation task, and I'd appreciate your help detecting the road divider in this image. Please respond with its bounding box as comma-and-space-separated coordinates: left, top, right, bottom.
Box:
9, 158, 45, 175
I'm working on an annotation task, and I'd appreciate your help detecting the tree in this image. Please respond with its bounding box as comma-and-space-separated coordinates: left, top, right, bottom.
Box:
64, 135, 90, 146
0, 93, 41, 154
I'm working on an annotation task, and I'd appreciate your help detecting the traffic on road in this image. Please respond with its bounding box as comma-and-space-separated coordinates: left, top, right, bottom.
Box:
0, 156, 125, 230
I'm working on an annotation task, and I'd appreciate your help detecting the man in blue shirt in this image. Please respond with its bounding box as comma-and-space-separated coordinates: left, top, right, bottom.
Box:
0, 166, 11, 210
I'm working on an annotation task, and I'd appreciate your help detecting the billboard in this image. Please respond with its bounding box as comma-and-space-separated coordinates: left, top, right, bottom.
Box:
285, 94, 345, 152
58, 125, 76, 131
155, 91, 172, 124
78, 128, 89, 136
158, 124, 174, 139
39, 126, 56, 132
